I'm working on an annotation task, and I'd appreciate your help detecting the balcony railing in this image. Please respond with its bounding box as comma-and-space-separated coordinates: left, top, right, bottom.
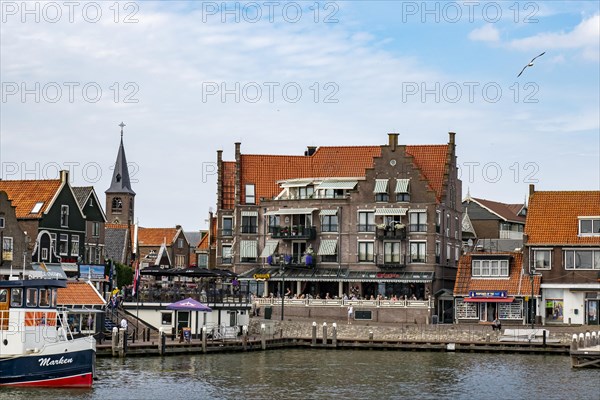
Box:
376, 254, 407, 269
270, 226, 316, 240
500, 230, 524, 240
267, 254, 316, 268
220, 229, 233, 237
376, 227, 406, 240
408, 224, 427, 233
321, 224, 338, 233
241, 225, 258, 234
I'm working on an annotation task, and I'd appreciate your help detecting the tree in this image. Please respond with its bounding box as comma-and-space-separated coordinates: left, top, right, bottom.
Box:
114, 262, 133, 288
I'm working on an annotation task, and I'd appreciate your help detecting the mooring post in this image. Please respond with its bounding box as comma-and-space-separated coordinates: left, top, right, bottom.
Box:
369, 331, 373, 342
242, 325, 248, 351
202, 327, 207, 354
571, 334, 578, 352
543, 330, 547, 347
322, 322, 328, 345
118, 328, 126, 358
261, 323, 266, 350
592, 331, 598, 346
111, 327, 119, 357
158, 328, 165, 355
311, 322, 317, 346
332, 323, 337, 347
585, 332, 591, 348
579, 333, 585, 348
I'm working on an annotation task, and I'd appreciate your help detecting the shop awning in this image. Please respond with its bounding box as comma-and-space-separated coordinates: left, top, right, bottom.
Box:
395, 179, 410, 193
317, 239, 338, 255
264, 208, 317, 216
241, 211, 258, 217
373, 179, 389, 193
374, 208, 408, 216
409, 209, 427, 213
238, 268, 433, 283
319, 209, 338, 216
316, 181, 358, 190
463, 297, 514, 303
239, 240, 258, 258
280, 179, 313, 188
259, 240, 279, 258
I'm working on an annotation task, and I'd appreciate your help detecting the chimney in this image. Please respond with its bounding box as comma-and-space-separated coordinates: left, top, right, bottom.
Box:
60, 169, 69, 183
305, 146, 317, 156
176, 225, 182, 230
448, 132, 456, 146
234, 142, 241, 206
216, 150, 223, 209
529, 184, 535, 196
388, 133, 399, 151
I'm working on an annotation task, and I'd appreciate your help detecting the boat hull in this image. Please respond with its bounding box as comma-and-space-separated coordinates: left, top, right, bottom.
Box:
0, 349, 95, 388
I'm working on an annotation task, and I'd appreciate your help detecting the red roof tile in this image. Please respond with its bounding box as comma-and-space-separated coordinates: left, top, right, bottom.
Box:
454, 252, 540, 296
138, 227, 178, 247
197, 233, 209, 251
0, 179, 61, 219
223, 143, 451, 207
57, 281, 105, 306
525, 191, 600, 245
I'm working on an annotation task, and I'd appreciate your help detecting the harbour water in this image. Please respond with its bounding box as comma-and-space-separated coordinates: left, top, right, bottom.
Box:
2, 350, 598, 399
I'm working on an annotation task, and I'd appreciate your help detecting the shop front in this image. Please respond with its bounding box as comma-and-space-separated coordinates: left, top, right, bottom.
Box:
455, 291, 528, 324
541, 284, 600, 325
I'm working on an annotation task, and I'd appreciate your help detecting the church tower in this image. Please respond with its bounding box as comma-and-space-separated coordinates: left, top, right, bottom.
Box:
105, 122, 136, 225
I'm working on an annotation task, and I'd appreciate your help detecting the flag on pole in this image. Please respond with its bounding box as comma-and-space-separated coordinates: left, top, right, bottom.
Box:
132, 259, 140, 297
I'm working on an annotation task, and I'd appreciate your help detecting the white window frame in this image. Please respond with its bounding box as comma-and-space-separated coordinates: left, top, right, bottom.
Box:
564, 249, 600, 270
175, 255, 185, 267
471, 259, 510, 277
383, 242, 401, 263
41, 248, 48, 261
221, 245, 232, 264
533, 249, 552, 270
245, 184, 256, 205
59, 234, 69, 256
71, 235, 79, 256
222, 216, 233, 236
2, 237, 13, 260
357, 211, 375, 233
358, 241, 374, 263
178, 238, 184, 249
578, 217, 600, 236
92, 222, 100, 237
409, 241, 426, 263
409, 211, 427, 233
60, 205, 69, 227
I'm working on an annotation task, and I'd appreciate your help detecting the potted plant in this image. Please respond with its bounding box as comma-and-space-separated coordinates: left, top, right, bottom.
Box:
376, 223, 387, 230
267, 255, 273, 265
304, 246, 315, 266
284, 254, 292, 264
394, 223, 405, 230
292, 225, 298, 236
280, 226, 289, 236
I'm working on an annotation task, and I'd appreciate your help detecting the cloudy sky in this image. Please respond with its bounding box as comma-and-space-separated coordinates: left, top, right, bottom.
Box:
1, 1, 598, 231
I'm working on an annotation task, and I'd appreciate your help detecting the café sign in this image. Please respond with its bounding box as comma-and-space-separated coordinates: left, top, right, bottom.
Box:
253, 273, 271, 280
468, 290, 507, 298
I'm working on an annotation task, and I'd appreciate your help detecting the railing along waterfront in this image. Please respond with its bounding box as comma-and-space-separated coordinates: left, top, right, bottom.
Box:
255, 298, 432, 308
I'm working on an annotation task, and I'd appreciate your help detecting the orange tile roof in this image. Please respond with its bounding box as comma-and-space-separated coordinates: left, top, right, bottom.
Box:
454, 252, 541, 296
471, 197, 526, 223
138, 227, 178, 247
197, 234, 209, 251
0, 179, 61, 219
106, 223, 129, 229
225, 143, 451, 207
525, 191, 600, 245
57, 281, 106, 306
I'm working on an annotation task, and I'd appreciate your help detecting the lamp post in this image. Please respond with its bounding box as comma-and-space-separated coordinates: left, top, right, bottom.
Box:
530, 263, 536, 329
280, 257, 285, 321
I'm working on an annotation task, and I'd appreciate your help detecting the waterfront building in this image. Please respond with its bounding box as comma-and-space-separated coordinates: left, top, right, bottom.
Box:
523, 186, 600, 326
462, 193, 526, 241
138, 226, 191, 269
57, 280, 107, 336
0, 190, 29, 276
214, 132, 462, 320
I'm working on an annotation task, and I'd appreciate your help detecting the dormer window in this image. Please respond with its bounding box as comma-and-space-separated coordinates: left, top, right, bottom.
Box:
31, 202, 44, 214
579, 217, 600, 236
374, 179, 389, 202
395, 179, 410, 202
472, 259, 509, 277
245, 184, 255, 204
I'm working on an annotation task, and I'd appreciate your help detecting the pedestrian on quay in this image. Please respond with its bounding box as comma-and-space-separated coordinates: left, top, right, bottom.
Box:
347, 304, 353, 325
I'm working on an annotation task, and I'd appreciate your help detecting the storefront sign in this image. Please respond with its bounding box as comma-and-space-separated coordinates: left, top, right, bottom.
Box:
468, 290, 507, 298
253, 273, 271, 280
376, 273, 401, 279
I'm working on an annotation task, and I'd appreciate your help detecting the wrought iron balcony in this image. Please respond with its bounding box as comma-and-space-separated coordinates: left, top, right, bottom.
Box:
375, 254, 407, 269
270, 226, 316, 240
267, 254, 316, 268
376, 227, 406, 240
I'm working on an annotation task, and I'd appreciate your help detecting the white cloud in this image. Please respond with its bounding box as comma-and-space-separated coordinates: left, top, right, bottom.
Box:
468, 25, 500, 43
508, 14, 599, 61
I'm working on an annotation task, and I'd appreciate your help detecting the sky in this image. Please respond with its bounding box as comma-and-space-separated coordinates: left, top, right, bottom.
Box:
1, 1, 599, 231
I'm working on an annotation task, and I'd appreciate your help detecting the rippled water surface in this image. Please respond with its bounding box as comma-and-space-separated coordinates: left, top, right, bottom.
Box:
3, 350, 599, 399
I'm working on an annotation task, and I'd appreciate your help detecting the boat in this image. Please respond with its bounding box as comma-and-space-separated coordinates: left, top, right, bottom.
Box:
0, 277, 96, 387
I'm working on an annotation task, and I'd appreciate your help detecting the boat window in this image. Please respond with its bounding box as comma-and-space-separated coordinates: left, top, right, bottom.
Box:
39, 288, 50, 307
26, 288, 38, 307
0, 289, 7, 303
10, 288, 22, 307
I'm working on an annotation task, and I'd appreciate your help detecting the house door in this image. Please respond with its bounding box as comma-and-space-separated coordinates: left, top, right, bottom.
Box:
176, 311, 190, 331
229, 311, 237, 326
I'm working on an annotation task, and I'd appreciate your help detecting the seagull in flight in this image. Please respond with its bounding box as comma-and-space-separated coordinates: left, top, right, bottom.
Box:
517, 52, 546, 78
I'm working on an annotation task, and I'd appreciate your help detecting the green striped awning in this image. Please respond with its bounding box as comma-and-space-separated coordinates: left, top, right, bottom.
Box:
259, 240, 279, 258
264, 208, 317, 216
319, 209, 338, 216
373, 179, 389, 193
280, 179, 313, 188
239, 240, 258, 258
317, 239, 338, 255
316, 181, 358, 190
374, 208, 408, 216
394, 179, 410, 193
241, 211, 258, 217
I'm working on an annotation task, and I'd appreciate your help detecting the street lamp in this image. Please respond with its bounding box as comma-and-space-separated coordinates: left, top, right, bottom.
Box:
280, 256, 285, 321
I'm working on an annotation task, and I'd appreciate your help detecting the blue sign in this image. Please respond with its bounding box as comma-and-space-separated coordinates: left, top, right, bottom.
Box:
469, 290, 507, 298
79, 265, 105, 280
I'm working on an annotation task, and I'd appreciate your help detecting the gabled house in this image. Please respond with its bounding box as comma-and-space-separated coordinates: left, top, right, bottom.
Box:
0, 191, 29, 276
0, 170, 86, 278
215, 132, 463, 319
184, 230, 203, 266
462, 193, 526, 240
138, 226, 191, 269
73, 186, 107, 266
523, 186, 600, 326
454, 252, 540, 325
196, 213, 217, 269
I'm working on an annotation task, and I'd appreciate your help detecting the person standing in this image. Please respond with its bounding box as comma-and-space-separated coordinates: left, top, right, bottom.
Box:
347, 305, 353, 325
120, 317, 128, 330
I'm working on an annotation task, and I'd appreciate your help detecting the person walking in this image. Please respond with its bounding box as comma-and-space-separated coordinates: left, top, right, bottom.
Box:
347, 305, 353, 325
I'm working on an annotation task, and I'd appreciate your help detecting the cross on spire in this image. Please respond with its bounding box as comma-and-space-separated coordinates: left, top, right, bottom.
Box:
119, 122, 126, 139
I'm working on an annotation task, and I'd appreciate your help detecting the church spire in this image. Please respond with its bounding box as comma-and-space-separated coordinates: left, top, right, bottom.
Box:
106, 122, 136, 195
